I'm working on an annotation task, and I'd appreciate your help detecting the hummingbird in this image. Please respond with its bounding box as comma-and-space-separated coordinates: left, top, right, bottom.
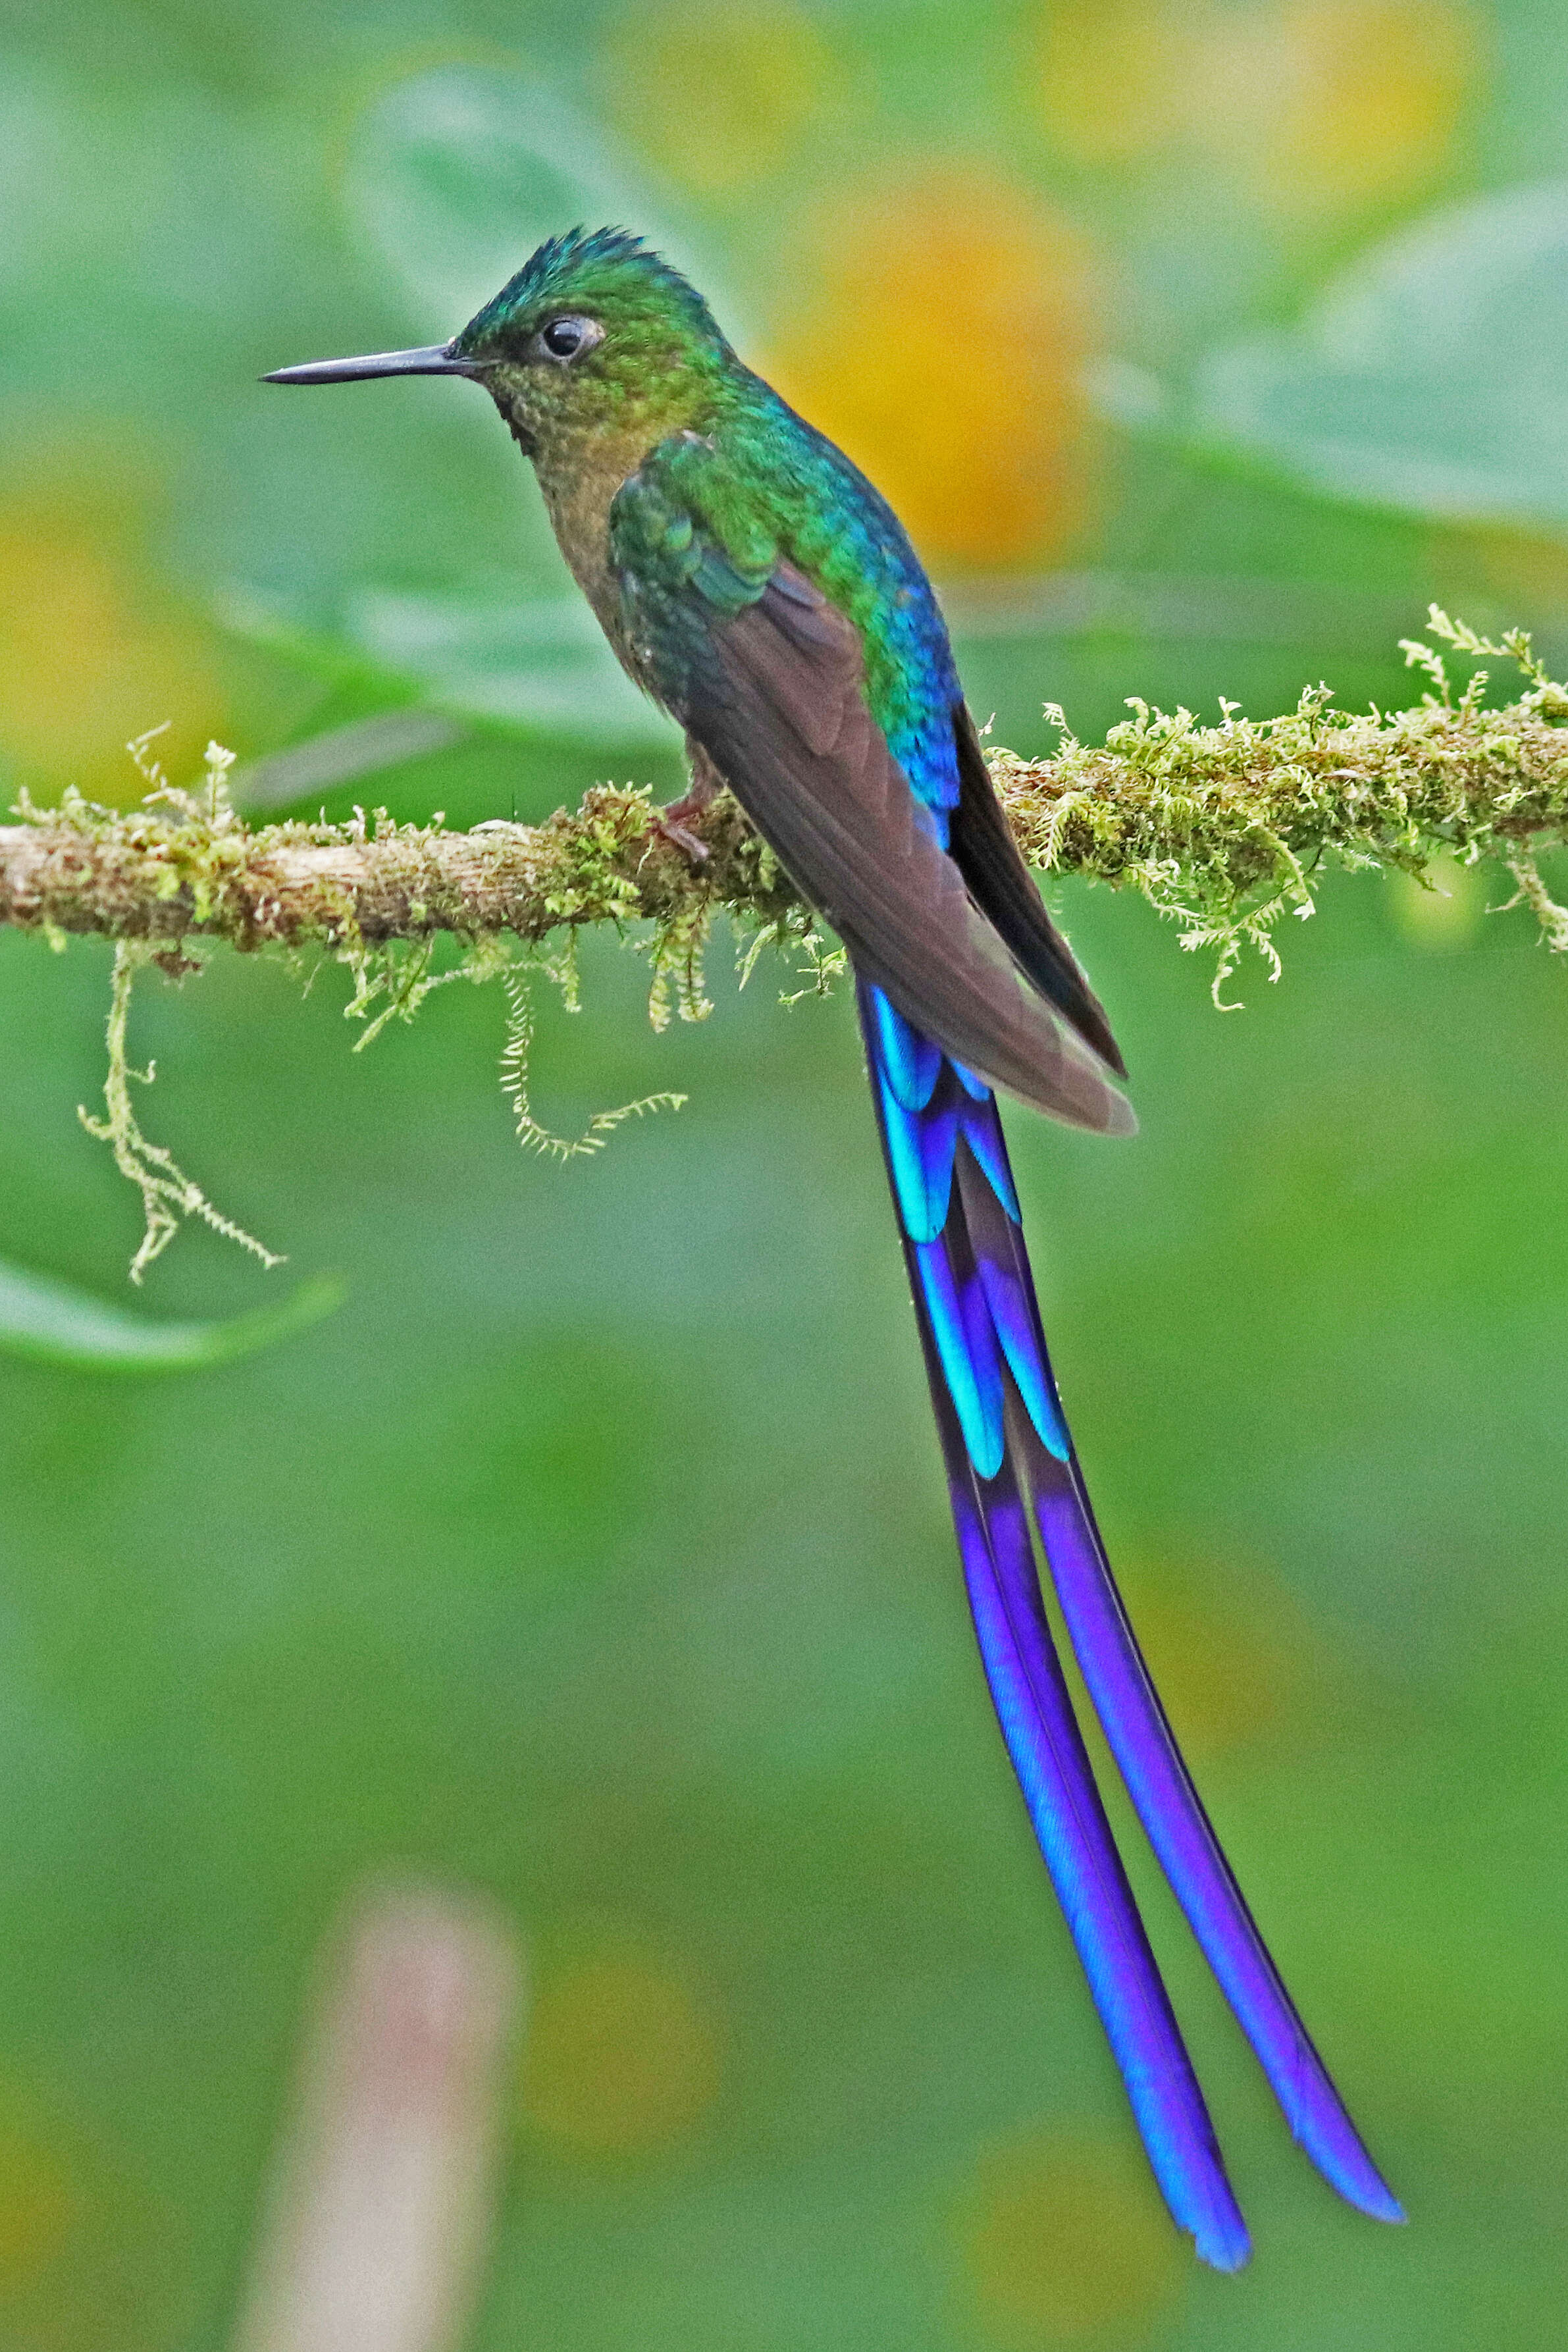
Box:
267, 226, 1402, 2266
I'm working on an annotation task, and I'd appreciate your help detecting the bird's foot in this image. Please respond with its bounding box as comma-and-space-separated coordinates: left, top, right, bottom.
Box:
651, 811, 710, 864
650, 785, 716, 866
649, 743, 725, 866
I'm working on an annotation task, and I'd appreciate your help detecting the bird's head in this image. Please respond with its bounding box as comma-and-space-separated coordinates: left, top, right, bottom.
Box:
265, 227, 735, 463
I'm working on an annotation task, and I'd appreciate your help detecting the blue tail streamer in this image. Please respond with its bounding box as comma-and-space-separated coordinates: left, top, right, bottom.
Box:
856, 980, 1403, 2262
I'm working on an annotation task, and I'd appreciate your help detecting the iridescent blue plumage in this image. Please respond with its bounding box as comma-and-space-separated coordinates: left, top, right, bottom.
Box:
267, 226, 1403, 2268
861, 985, 1405, 2258
947, 1457, 1251, 2270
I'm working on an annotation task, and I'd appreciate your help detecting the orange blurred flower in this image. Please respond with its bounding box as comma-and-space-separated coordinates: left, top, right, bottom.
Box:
768, 174, 1101, 571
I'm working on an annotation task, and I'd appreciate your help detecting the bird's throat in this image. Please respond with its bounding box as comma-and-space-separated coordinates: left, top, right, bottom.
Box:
531, 419, 661, 670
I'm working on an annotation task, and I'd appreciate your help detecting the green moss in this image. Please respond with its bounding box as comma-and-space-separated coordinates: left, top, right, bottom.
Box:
988, 609, 1568, 1006
13, 610, 1568, 1272
78, 941, 282, 1285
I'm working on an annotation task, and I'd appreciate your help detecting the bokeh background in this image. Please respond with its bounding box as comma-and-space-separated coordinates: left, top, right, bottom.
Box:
3, 0, 1568, 2343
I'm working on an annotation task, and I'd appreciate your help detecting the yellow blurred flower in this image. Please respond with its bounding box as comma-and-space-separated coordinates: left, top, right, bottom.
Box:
1435, 519, 1568, 616
1036, 0, 1193, 166
954, 2129, 1184, 2347
599, 0, 841, 196
0, 492, 226, 806
1241, 0, 1479, 215
0, 2083, 196, 2349
519, 1930, 723, 2156
768, 175, 1100, 570
1109, 1550, 1324, 1765
1387, 849, 1485, 949
1039, 0, 1480, 220
0, 2128, 72, 2291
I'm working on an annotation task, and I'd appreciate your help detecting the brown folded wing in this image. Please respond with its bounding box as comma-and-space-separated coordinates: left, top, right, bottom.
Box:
679, 563, 1134, 1134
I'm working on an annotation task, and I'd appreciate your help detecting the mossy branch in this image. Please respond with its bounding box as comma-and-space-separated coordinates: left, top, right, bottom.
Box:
6, 615, 1568, 1002
11, 612, 1568, 1276
0, 746, 793, 964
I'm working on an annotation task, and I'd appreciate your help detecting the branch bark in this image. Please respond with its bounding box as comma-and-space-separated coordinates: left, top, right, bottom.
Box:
0, 783, 785, 954
5, 619, 1568, 978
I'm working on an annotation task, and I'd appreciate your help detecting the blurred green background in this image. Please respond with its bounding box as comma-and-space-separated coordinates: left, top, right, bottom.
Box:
4, 0, 1568, 2343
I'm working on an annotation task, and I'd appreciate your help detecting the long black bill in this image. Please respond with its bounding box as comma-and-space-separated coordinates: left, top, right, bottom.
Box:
262, 343, 480, 386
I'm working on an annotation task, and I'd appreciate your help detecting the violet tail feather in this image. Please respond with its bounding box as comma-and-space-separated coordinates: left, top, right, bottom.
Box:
856, 980, 1403, 2259
935, 1319, 1249, 2268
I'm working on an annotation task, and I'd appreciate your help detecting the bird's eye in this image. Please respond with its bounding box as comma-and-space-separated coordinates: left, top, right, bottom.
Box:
538, 315, 600, 362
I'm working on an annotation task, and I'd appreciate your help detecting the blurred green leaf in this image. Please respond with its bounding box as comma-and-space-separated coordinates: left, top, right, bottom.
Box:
232, 710, 467, 812
342, 588, 681, 750
345, 64, 726, 335
0, 1262, 343, 1372
221, 582, 680, 755
1191, 179, 1568, 529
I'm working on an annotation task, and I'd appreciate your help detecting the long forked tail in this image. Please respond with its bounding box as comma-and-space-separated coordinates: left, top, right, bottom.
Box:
856, 980, 1403, 2268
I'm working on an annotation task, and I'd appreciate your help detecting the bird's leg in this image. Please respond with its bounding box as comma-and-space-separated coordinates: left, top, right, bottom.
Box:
652, 741, 724, 863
